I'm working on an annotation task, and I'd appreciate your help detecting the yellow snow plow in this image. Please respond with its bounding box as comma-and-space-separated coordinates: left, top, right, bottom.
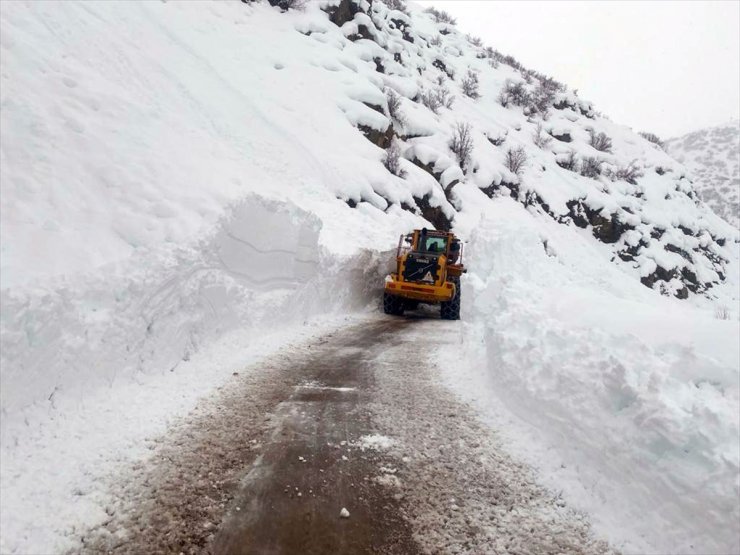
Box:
383, 228, 466, 320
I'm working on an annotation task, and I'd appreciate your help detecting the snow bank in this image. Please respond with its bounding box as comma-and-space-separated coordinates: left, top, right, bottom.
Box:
451, 197, 740, 555
2, 197, 320, 414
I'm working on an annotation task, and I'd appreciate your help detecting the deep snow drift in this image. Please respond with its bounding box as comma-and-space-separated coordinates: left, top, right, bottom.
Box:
666, 120, 740, 228
449, 196, 739, 554
1, 1, 738, 553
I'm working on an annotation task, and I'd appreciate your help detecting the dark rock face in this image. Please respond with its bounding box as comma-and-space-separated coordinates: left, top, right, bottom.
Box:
410, 157, 442, 183
432, 59, 454, 79
551, 131, 572, 143
480, 181, 520, 201
413, 194, 453, 231
325, 0, 360, 27
590, 212, 628, 244
389, 18, 414, 43
358, 124, 394, 149
553, 98, 576, 111
560, 200, 633, 244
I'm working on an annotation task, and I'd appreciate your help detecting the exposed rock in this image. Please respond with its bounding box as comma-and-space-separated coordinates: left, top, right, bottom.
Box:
358, 124, 394, 149
325, 0, 360, 27
413, 194, 453, 231
551, 131, 572, 143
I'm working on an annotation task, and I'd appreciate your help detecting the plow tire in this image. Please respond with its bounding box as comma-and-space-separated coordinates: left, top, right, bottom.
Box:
383, 292, 405, 316
403, 300, 420, 310
440, 278, 461, 320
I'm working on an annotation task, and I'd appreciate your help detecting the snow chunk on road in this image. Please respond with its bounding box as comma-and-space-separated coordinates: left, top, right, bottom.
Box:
357, 434, 396, 451
339, 507, 350, 518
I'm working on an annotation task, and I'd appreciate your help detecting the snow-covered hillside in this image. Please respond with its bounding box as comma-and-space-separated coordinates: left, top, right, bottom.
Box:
1, 1, 738, 554
666, 120, 740, 228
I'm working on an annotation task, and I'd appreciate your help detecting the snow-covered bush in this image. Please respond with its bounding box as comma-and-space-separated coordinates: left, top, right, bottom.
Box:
466, 34, 483, 47
505, 146, 528, 176
580, 156, 602, 178
420, 81, 454, 113
639, 131, 665, 150
461, 70, 480, 99
267, 0, 305, 11
588, 129, 613, 153
424, 6, 456, 25
532, 123, 552, 149
449, 122, 473, 171
499, 79, 531, 109
384, 138, 407, 178
557, 151, 579, 172
529, 78, 561, 116
606, 160, 644, 184
380, 0, 409, 15
715, 306, 731, 320
429, 34, 442, 47
486, 130, 507, 147
385, 88, 406, 126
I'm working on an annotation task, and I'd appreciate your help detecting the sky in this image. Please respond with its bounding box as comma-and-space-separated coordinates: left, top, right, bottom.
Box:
415, 0, 740, 138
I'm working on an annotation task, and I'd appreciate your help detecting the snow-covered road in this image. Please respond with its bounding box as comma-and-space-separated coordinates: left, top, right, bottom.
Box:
80, 313, 613, 554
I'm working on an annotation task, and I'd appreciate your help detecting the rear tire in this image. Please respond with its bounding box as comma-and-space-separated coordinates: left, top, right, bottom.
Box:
440, 278, 461, 320
383, 292, 405, 316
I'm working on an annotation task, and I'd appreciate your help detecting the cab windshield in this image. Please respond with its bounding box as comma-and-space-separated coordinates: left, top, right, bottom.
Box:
420, 236, 448, 254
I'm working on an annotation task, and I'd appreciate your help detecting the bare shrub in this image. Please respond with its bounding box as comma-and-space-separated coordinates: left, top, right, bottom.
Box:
384, 138, 407, 178
639, 131, 665, 150
461, 70, 480, 99
505, 146, 528, 176
429, 34, 442, 47
499, 80, 531, 109
580, 156, 603, 178
532, 123, 552, 149
424, 6, 457, 25
420, 82, 454, 114
419, 88, 441, 113
466, 34, 483, 47
715, 306, 731, 320
557, 151, 579, 172
268, 0, 305, 10
613, 160, 644, 184
381, 0, 409, 14
529, 78, 561, 116
385, 88, 406, 126
450, 122, 474, 171
588, 129, 613, 153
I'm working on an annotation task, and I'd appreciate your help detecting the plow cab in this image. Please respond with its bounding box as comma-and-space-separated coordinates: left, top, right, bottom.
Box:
383, 228, 466, 320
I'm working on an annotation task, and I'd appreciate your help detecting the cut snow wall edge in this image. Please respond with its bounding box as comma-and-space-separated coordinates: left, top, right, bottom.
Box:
0, 195, 392, 416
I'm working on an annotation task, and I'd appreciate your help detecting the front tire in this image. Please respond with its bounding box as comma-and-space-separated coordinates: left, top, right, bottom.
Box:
440, 278, 461, 320
383, 292, 405, 316
403, 300, 420, 310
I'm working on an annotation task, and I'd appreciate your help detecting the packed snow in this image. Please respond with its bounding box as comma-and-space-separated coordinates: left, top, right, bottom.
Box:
1, 0, 738, 553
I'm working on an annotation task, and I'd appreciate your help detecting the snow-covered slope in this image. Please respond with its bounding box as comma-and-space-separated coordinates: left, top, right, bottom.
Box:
1, 1, 738, 553
666, 120, 740, 228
